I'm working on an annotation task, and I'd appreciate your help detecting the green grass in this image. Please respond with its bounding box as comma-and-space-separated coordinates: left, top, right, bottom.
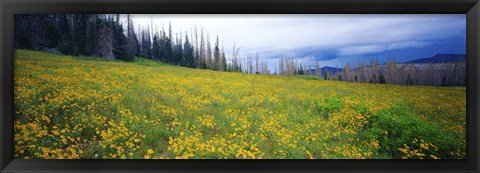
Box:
13, 49, 466, 159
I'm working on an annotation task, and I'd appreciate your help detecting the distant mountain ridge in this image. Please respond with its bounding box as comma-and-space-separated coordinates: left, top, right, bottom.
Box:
303, 66, 342, 75
406, 54, 466, 64
321, 66, 343, 74
305, 54, 465, 74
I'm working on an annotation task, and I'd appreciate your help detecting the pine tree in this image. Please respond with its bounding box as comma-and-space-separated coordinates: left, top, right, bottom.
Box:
133, 28, 141, 57
112, 17, 129, 60
173, 33, 183, 66
125, 14, 137, 62
58, 14, 76, 55
85, 14, 98, 56
29, 15, 47, 50
298, 64, 304, 75
213, 35, 220, 71
379, 73, 386, 84
183, 34, 195, 68
45, 14, 59, 49
221, 43, 227, 72
73, 14, 88, 55
152, 33, 161, 61
165, 22, 173, 64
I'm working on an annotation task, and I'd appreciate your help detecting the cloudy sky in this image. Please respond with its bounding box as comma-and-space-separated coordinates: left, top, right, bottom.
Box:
131, 14, 466, 70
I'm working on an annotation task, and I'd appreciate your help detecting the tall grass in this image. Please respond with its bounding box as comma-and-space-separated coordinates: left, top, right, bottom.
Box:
14, 49, 466, 159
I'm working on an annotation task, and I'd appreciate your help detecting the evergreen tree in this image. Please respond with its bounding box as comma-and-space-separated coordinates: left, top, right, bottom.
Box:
140, 28, 152, 59
183, 34, 195, 68
406, 74, 414, 85
58, 14, 76, 55
29, 15, 47, 50
379, 73, 386, 84
441, 75, 448, 86
112, 18, 129, 60
45, 14, 59, 49
221, 45, 227, 72
298, 64, 304, 75
85, 14, 98, 56
213, 35, 220, 70
152, 33, 161, 61
73, 14, 88, 55
166, 22, 174, 64
159, 30, 167, 62
124, 14, 138, 62
173, 33, 183, 66
133, 33, 141, 58
239, 62, 243, 73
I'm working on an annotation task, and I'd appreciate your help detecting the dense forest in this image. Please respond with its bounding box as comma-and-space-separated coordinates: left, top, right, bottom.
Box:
14, 14, 228, 70
15, 14, 466, 86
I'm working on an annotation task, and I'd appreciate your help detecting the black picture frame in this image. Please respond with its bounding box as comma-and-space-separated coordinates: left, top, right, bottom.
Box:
1, 0, 479, 172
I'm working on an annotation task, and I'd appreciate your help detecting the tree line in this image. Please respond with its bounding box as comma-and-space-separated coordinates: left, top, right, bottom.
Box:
14, 14, 282, 75
15, 14, 139, 62
278, 57, 466, 86
11, 14, 259, 75
15, 14, 466, 87
15, 14, 230, 71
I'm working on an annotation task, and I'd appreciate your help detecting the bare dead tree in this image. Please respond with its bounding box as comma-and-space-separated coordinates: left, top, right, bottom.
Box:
343, 63, 351, 82
206, 33, 213, 69
199, 28, 206, 68
94, 25, 114, 59
255, 52, 260, 74
279, 57, 284, 76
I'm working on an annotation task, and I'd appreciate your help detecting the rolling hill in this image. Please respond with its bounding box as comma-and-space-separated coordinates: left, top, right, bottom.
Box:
13, 49, 466, 159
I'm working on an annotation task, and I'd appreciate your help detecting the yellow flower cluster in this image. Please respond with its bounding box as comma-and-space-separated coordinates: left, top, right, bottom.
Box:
14, 51, 144, 159
13, 50, 466, 159
399, 139, 440, 159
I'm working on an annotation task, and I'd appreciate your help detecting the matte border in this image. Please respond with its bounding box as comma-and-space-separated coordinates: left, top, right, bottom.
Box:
1, 0, 479, 172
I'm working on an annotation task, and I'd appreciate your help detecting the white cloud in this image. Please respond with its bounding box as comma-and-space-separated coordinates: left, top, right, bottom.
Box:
387, 41, 430, 50
130, 14, 465, 64
339, 45, 387, 56
338, 41, 432, 56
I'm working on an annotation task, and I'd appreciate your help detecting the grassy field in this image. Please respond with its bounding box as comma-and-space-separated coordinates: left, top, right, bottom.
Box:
14, 49, 466, 159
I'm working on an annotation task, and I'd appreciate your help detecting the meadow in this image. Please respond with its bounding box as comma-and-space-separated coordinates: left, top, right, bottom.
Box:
14, 49, 466, 159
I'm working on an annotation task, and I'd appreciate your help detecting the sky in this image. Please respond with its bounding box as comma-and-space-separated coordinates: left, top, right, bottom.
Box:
130, 14, 466, 70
